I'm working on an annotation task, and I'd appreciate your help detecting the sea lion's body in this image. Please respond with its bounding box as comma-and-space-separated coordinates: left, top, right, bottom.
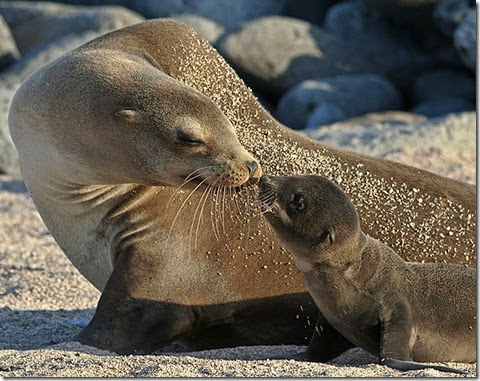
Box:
9, 20, 476, 355
259, 175, 475, 372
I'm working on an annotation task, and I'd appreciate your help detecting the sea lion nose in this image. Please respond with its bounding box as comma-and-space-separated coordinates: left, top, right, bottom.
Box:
245, 161, 258, 178
259, 175, 270, 187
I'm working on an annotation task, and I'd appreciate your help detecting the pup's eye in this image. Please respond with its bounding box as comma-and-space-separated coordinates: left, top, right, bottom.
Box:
177, 132, 204, 147
290, 193, 305, 211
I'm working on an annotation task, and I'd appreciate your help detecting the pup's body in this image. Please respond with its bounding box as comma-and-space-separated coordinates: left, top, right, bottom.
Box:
259, 175, 476, 374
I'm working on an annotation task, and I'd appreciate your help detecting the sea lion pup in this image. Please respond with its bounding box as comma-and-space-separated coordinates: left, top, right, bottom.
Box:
9, 19, 475, 355
259, 175, 475, 374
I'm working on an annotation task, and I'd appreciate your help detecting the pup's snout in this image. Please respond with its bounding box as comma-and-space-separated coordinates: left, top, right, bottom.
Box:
259, 175, 271, 187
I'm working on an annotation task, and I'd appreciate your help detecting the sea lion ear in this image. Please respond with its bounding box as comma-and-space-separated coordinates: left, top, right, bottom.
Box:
115, 109, 138, 122
326, 226, 335, 245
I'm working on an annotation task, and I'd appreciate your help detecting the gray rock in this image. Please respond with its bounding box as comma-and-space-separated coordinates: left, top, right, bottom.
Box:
276, 74, 403, 130
412, 69, 475, 103
306, 104, 348, 128
411, 98, 474, 117
0, 15, 20, 72
0, 87, 19, 175
453, 9, 476, 71
324, 0, 386, 40
0, 30, 105, 174
0, 1, 144, 53
433, 0, 470, 37
324, 0, 432, 86
130, 0, 287, 30
217, 16, 376, 96
172, 14, 224, 44
305, 111, 475, 157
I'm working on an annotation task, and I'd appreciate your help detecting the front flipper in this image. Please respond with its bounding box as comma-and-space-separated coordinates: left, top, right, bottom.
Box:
304, 313, 355, 362
379, 302, 466, 375
264, 312, 354, 362
381, 358, 467, 375
76, 248, 196, 354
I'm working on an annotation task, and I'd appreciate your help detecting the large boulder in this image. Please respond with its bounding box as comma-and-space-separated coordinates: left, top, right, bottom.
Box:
276, 74, 403, 130
0, 30, 106, 175
453, 9, 476, 71
0, 15, 20, 72
324, 0, 432, 86
130, 0, 287, 30
305, 104, 348, 129
433, 0, 471, 37
217, 16, 376, 97
0, 1, 144, 53
411, 98, 474, 117
411, 69, 475, 103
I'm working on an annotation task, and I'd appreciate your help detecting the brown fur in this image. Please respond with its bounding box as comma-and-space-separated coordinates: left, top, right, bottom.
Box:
9, 19, 476, 355
260, 175, 475, 372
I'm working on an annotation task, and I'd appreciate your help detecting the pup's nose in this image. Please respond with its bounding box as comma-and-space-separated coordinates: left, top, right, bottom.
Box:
259, 175, 270, 187
245, 161, 258, 178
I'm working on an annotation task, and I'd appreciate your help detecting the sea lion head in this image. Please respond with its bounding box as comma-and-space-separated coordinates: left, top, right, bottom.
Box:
109, 69, 263, 188
259, 175, 361, 270
14, 50, 261, 188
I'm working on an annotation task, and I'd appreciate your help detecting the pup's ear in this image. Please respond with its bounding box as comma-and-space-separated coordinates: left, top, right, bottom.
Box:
115, 109, 138, 122
326, 226, 335, 245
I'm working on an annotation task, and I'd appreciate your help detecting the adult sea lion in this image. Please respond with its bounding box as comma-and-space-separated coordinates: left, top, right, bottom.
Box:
9, 20, 476, 355
259, 175, 475, 374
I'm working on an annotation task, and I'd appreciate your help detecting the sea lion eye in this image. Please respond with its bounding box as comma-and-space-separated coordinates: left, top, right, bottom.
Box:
177, 132, 204, 147
290, 193, 305, 211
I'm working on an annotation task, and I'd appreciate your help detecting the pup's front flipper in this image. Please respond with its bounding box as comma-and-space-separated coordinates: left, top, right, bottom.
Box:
304, 313, 355, 362
266, 313, 354, 362
381, 358, 467, 375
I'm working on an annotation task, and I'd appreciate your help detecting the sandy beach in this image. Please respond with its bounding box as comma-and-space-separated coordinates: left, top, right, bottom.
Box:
0, 146, 475, 377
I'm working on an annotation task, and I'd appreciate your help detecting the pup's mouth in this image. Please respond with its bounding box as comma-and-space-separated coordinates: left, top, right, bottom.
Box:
258, 175, 278, 214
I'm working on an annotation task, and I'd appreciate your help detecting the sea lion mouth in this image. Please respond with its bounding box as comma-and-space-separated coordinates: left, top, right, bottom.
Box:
258, 175, 278, 214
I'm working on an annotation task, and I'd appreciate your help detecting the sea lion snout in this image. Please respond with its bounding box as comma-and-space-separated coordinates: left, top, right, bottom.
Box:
245, 160, 262, 184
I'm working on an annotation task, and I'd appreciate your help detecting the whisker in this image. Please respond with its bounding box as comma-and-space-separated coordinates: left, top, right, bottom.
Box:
195, 182, 214, 250
188, 178, 212, 254
221, 184, 227, 234
165, 168, 212, 212
213, 175, 224, 238
210, 183, 220, 241
163, 177, 208, 254
227, 185, 239, 224
245, 186, 252, 242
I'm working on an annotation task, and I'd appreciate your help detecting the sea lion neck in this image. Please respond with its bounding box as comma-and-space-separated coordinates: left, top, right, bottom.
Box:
343, 235, 383, 289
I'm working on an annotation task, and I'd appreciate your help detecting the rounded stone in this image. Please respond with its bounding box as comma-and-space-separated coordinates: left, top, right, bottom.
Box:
324, 0, 432, 87
0, 1, 144, 53
130, 0, 287, 31
411, 98, 474, 117
276, 74, 403, 130
305, 104, 348, 129
412, 69, 475, 103
453, 9, 476, 71
0, 15, 20, 72
217, 16, 376, 97
433, 0, 470, 37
